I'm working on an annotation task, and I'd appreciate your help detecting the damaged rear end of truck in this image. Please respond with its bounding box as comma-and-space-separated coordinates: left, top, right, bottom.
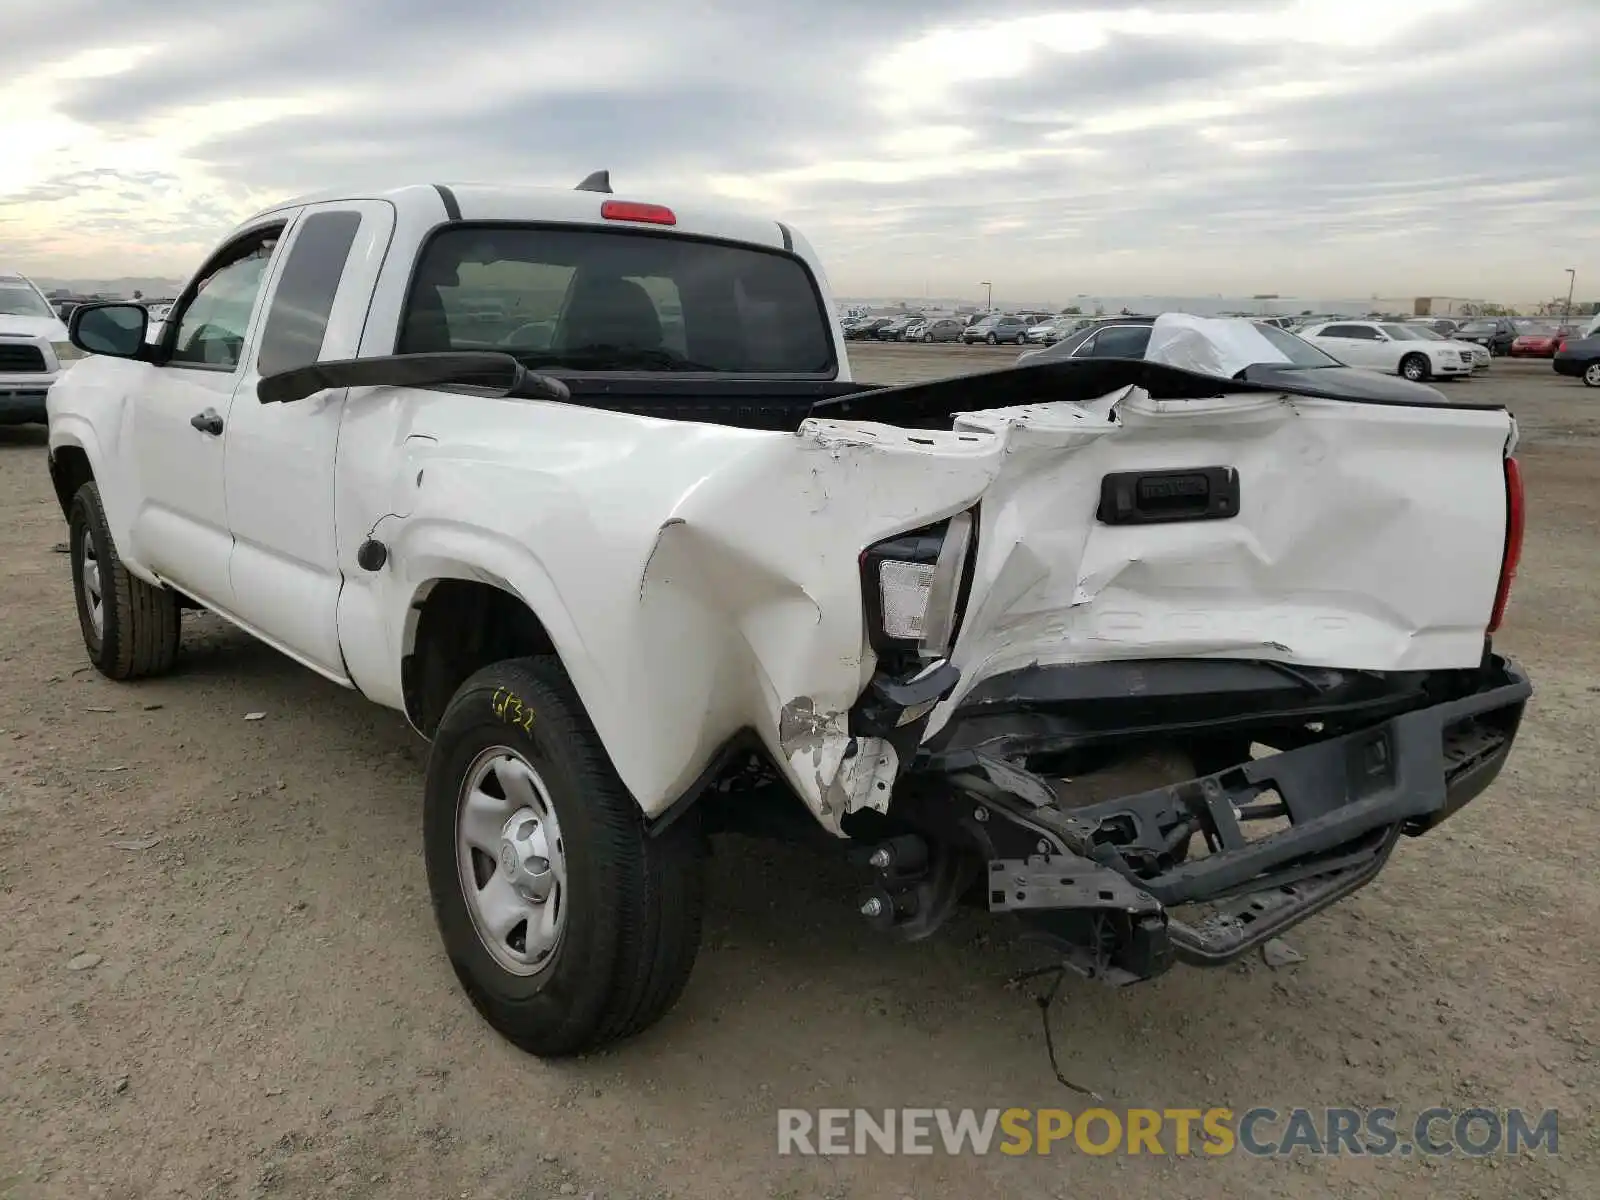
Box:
701, 354, 1531, 986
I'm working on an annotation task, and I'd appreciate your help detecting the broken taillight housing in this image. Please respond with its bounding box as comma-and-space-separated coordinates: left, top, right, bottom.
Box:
1488, 455, 1524, 633
859, 509, 977, 668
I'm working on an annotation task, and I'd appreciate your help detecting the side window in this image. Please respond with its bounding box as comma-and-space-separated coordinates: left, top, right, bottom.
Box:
1086, 325, 1152, 358
1348, 326, 1381, 340
257, 211, 363, 376
1070, 330, 1100, 356
168, 230, 281, 369
1320, 325, 1355, 338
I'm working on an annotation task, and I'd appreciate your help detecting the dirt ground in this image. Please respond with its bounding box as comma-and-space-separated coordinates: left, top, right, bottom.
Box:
2, 350, 1595, 1199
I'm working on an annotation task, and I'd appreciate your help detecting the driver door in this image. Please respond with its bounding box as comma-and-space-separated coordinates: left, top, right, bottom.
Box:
1320, 325, 1379, 368
1358, 326, 1402, 372
128, 218, 290, 607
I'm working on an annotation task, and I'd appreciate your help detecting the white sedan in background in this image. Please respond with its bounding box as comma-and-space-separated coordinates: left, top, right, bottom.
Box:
1408, 324, 1491, 371
1298, 320, 1473, 382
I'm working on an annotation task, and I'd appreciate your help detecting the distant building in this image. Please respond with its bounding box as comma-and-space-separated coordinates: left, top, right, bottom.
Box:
1367, 296, 1485, 317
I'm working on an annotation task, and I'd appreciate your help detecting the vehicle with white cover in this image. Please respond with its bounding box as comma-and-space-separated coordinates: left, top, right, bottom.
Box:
1, 270, 79, 425
47, 175, 1532, 1057
1016, 312, 1457, 402
1299, 319, 1472, 382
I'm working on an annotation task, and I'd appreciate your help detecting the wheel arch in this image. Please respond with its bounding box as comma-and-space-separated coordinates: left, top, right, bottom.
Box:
401, 567, 575, 739
46, 425, 102, 518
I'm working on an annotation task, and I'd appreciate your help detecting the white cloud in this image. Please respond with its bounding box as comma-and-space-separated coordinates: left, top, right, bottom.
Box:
1, 0, 1594, 301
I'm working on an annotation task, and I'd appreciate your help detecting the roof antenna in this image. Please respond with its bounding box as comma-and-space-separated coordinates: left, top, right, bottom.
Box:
575, 170, 613, 194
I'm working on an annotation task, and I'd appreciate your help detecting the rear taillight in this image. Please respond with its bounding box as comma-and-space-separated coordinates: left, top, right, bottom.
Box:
859, 509, 978, 667
1488, 455, 1524, 633
600, 200, 676, 226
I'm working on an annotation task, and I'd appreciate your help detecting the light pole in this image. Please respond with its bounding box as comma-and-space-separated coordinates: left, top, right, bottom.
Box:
980, 281, 992, 311
1563, 269, 1576, 324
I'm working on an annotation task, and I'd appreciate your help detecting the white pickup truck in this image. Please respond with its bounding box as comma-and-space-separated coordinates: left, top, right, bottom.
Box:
1, 270, 76, 426
47, 175, 1531, 1058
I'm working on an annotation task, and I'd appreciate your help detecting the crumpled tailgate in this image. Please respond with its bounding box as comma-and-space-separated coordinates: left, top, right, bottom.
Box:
927, 388, 1515, 728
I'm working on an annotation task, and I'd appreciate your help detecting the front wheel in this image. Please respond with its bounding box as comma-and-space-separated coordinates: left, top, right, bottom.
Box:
985, 332, 998, 345
1400, 353, 1430, 382
423, 656, 706, 1056
1583, 361, 1600, 388
68, 481, 181, 679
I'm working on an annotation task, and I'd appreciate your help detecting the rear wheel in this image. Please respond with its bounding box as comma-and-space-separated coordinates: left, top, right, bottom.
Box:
1400, 353, 1430, 382
424, 656, 707, 1056
68, 481, 181, 680
1584, 361, 1600, 388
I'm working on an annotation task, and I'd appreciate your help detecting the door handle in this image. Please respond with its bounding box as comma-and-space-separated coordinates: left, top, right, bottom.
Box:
190, 409, 224, 436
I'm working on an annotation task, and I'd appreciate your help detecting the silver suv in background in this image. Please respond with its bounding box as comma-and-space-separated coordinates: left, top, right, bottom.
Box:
961, 314, 1030, 344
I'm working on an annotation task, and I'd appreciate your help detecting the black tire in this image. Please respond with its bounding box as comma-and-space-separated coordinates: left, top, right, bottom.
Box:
985, 332, 998, 345
1582, 361, 1600, 389
1400, 353, 1430, 382
68, 480, 181, 680
423, 656, 706, 1056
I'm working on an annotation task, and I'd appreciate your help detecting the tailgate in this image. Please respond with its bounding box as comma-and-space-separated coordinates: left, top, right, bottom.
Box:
933, 387, 1514, 719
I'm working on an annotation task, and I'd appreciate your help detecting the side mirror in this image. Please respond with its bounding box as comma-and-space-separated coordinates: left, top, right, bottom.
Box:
70, 302, 149, 358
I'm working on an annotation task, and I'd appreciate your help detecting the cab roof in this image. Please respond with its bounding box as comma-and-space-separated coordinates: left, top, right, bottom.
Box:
241, 179, 794, 252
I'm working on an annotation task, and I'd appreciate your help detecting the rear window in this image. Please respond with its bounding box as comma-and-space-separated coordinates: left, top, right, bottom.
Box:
398, 225, 836, 375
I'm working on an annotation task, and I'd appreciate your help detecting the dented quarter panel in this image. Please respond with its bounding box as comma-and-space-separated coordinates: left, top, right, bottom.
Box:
333, 389, 1006, 833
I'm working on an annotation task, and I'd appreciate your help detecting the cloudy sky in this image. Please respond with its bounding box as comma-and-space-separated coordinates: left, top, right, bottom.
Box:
2, 0, 1596, 301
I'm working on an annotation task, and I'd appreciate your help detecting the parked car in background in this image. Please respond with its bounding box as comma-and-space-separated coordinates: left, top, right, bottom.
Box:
1509, 321, 1564, 358
1018, 313, 1452, 402
143, 300, 174, 344
1454, 317, 1518, 356
843, 317, 891, 340
1024, 316, 1091, 345
1404, 317, 1463, 337
1553, 333, 1600, 387
1297, 320, 1471, 382
1406, 324, 1491, 371
1, 269, 78, 426
1017, 315, 1158, 361
908, 316, 964, 343
875, 315, 923, 342
961, 314, 1031, 345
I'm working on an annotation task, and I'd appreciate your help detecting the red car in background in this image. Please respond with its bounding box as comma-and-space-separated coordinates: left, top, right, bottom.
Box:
1553, 325, 1585, 354
1509, 321, 1566, 357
